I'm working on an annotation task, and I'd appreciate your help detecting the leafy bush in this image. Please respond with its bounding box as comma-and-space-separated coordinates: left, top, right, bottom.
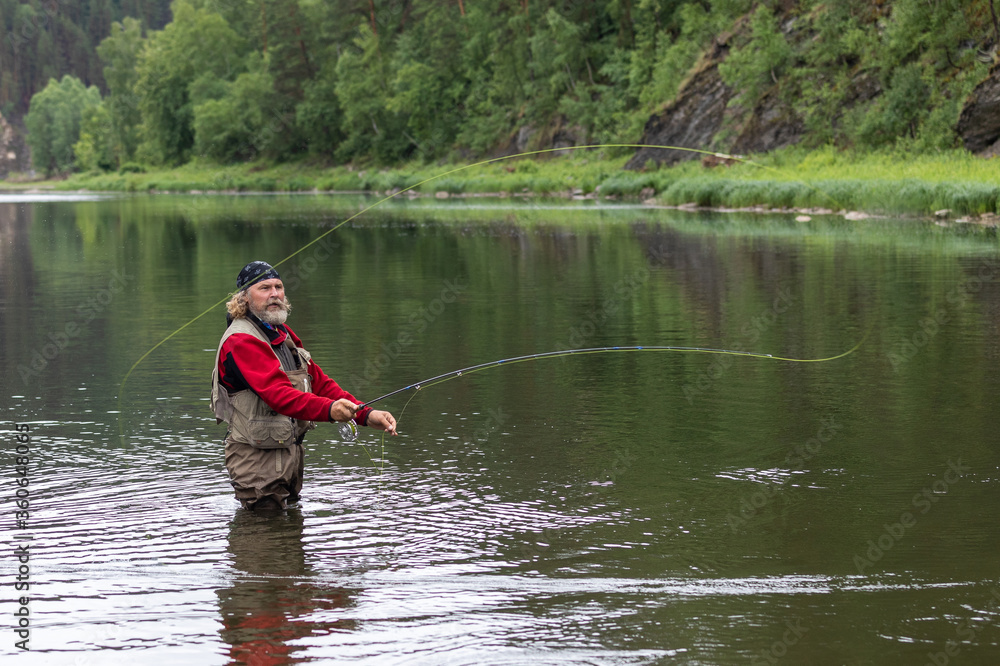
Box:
718, 7, 793, 110
284, 177, 314, 192
598, 173, 656, 196
854, 64, 929, 148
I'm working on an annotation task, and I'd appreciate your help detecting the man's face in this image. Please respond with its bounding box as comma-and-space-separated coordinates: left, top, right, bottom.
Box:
246, 278, 291, 325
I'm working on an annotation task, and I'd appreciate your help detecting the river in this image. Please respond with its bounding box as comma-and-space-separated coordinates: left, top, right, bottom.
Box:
1, 193, 998, 664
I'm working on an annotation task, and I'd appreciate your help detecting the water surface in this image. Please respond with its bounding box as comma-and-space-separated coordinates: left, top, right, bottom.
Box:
1, 194, 999, 664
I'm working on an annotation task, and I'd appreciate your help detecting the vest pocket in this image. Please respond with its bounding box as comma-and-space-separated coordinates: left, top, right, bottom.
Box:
247, 417, 296, 449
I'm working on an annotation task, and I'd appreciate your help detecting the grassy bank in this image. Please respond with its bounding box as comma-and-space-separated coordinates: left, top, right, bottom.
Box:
12, 146, 1000, 220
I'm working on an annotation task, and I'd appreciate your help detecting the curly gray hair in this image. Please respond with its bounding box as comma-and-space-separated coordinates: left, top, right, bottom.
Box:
225, 290, 251, 320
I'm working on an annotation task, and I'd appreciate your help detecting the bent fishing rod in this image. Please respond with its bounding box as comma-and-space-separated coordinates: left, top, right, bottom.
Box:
356, 338, 866, 411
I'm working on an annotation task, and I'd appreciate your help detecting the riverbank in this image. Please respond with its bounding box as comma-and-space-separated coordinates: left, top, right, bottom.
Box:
4, 146, 998, 223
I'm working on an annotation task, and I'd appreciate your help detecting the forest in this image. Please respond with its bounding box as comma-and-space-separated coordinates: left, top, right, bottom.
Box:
10, 0, 1000, 177
0, 0, 170, 117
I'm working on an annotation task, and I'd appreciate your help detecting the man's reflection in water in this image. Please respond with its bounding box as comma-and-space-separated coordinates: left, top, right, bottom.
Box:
217, 508, 357, 665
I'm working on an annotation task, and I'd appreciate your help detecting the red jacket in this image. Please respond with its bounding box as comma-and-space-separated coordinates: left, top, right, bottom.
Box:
217, 316, 371, 426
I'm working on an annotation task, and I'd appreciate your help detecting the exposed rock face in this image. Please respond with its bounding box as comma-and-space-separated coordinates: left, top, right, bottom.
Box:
0, 112, 29, 178
625, 37, 807, 170
629, 23, 996, 170
957, 63, 1000, 156
495, 119, 588, 158
625, 61, 734, 169
729, 89, 806, 156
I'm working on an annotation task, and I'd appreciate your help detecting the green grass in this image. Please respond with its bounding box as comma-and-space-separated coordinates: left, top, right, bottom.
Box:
12, 145, 1000, 218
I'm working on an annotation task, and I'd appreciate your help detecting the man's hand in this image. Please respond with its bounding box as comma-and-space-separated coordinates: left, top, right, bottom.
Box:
329, 398, 359, 422
366, 410, 398, 436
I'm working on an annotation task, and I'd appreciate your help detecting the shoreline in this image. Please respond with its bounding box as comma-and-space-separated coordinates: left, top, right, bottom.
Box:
3, 182, 998, 227
4, 148, 998, 224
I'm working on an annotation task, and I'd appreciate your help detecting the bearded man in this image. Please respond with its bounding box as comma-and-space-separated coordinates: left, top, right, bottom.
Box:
211, 261, 397, 512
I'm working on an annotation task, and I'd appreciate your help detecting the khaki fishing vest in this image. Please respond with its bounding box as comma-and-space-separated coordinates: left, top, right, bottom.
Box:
211, 317, 317, 449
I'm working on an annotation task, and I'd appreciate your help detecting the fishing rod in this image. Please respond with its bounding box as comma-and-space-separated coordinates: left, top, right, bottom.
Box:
356, 338, 866, 412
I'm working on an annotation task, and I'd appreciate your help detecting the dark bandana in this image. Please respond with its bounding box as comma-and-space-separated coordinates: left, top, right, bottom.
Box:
236, 261, 281, 291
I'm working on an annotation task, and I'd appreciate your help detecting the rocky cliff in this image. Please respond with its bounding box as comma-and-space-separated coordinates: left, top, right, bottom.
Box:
957, 62, 1000, 157
627, 12, 996, 169
625, 46, 737, 169
0, 113, 30, 178
624, 32, 815, 170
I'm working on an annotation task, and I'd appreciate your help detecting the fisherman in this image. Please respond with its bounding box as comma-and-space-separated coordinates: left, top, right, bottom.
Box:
211, 261, 397, 511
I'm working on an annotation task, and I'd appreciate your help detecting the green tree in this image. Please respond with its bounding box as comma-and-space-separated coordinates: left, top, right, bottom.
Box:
135, 0, 248, 164
386, 2, 468, 158
193, 55, 288, 162
718, 5, 793, 110
0, 0, 172, 120
876, 0, 974, 73
535, 4, 644, 147
637, 2, 721, 110
297, 61, 344, 157
96, 17, 144, 165
258, 0, 314, 99
24, 75, 102, 175
528, 8, 586, 124
73, 99, 115, 171
11, 0, 1000, 169
457, 0, 534, 153
293, 0, 383, 159
853, 63, 929, 147
335, 24, 410, 163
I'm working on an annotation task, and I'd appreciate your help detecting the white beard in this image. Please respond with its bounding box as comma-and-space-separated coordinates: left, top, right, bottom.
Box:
251, 298, 291, 325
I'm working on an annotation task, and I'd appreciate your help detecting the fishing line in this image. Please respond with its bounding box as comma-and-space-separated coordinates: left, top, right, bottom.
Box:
355, 336, 868, 413
114, 142, 845, 442
354, 389, 421, 488
340, 332, 868, 482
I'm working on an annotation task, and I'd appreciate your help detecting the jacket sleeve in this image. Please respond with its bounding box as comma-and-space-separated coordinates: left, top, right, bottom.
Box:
308, 359, 373, 426
221, 333, 335, 422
